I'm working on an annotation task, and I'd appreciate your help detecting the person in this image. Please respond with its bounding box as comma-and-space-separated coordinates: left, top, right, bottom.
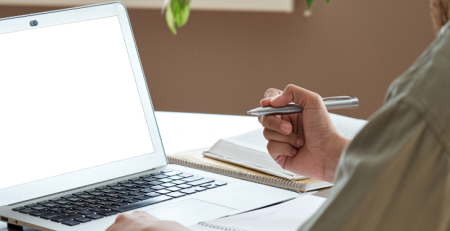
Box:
106, 1, 450, 230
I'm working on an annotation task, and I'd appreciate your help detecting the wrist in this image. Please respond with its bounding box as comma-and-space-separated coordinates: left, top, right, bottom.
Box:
323, 134, 350, 183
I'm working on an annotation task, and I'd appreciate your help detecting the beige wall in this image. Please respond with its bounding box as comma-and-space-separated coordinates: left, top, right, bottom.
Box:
0, 0, 435, 119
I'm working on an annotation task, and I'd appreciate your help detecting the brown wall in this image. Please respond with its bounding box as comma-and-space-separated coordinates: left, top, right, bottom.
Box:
0, 0, 435, 119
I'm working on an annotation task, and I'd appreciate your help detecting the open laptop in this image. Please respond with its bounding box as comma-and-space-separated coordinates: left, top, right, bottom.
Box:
0, 2, 297, 231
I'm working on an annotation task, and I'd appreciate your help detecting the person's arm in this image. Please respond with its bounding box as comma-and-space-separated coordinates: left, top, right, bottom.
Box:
259, 84, 350, 182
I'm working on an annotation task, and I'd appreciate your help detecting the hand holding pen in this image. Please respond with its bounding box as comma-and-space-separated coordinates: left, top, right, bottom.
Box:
256, 85, 354, 183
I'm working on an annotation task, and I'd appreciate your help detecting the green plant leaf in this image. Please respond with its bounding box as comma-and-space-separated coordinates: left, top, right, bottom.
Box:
171, 0, 191, 27
305, 0, 315, 10
178, 4, 190, 27
166, 3, 177, 35
326, 0, 331, 4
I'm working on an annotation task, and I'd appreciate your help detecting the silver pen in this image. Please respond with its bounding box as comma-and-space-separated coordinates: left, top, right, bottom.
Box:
247, 96, 359, 116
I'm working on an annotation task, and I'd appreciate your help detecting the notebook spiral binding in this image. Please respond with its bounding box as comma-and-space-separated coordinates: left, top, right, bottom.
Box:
197, 222, 249, 231
167, 155, 306, 192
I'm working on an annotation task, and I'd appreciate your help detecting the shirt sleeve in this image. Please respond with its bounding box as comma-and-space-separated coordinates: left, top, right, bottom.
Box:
298, 100, 450, 231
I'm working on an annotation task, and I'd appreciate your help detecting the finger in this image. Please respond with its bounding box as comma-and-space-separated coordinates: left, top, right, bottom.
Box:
269, 84, 324, 110
431, 0, 444, 36
267, 140, 298, 159
260, 115, 293, 135
263, 128, 304, 148
261, 88, 282, 107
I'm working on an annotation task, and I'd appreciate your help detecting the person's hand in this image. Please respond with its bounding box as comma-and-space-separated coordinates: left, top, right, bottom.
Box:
259, 84, 350, 182
106, 211, 189, 231
431, 0, 450, 36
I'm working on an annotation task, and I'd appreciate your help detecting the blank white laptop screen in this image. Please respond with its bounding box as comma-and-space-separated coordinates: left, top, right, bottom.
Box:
0, 16, 154, 190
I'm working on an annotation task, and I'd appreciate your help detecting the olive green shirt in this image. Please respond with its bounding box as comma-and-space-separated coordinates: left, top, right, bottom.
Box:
300, 26, 450, 230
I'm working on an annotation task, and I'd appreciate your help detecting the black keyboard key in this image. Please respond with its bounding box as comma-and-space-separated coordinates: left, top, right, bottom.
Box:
188, 179, 214, 186
62, 220, 81, 226
47, 208, 63, 212
152, 175, 168, 179
150, 171, 162, 176
121, 184, 136, 188
161, 169, 173, 173
163, 171, 182, 176
41, 212, 65, 219
151, 186, 165, 190
51, 214, 83, 222
110, 186, 126, 191
42, 203, 59, 207
129, 177, 141, 181
77, 195, 93, 199
96, 186, 108, 190
24, 203, 37, 208
123, 199, 139, 203
29, 210, 53, 217
142, 177, 156, 182
73, 192, 86, 196
54, 200, 71, 205
86, 214, 104, 220
180, 188, 196, 194
140, 188, 154, 193
37, 201, 49, 205
19, 209, 37, 214
74, 217, 92, 223
148, 181, 163, 186
88, 192, 104, 196
30, 206, 47, 211
64, 210, 78, 214
88, 207, 104, 212
132, 181, 148, 185
97, 210, 118, 216
112, 195, 172, 213
139, 174, 151, 178
99, 189, 115, 193
66, 198, 82, 202
107, 183, 119, 187
77, 210, 95, 215
12, 207, 25, 211
166, 187, 181, 192
183, 176, 204, 182
166, 192, 186, 198
145, 192, 161, 198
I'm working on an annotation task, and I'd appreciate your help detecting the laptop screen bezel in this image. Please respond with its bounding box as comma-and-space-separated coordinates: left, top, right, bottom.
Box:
0, 2, 168, 206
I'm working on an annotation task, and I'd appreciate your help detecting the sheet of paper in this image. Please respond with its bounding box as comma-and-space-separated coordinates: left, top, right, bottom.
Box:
189, 195, 326, 231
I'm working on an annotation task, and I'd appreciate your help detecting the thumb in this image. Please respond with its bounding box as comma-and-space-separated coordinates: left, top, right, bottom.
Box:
269, 84, 324, 110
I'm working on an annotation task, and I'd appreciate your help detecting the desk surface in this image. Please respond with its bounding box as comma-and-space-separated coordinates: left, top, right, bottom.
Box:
0, 112, 263, 231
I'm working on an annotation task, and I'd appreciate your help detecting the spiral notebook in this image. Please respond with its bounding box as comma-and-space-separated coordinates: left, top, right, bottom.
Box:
167, 148, 331, 192
188, 195, 327, 231
168, 113, 367, 192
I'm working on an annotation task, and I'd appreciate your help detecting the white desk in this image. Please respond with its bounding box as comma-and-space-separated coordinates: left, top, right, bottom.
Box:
0, 112, 262, 231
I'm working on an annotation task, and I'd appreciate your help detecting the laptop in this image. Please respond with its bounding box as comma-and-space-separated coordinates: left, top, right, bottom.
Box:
0, 2, 297, 231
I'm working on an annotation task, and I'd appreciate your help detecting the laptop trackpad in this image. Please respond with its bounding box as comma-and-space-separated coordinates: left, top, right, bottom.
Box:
145, 199, 236, 226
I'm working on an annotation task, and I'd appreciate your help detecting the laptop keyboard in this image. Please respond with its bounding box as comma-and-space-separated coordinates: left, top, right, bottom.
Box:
11, 169, 227, 227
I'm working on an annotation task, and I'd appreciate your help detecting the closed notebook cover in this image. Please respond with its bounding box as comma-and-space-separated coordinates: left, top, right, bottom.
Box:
167, 148, 332, 192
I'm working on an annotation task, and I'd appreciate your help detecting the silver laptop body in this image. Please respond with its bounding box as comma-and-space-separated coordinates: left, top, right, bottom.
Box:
0, 3, 297, 230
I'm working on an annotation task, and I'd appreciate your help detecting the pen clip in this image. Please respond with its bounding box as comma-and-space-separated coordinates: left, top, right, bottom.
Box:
322, 96, 351, 101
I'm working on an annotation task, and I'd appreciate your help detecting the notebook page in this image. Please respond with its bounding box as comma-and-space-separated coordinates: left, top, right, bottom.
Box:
189, 195, 326, 231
